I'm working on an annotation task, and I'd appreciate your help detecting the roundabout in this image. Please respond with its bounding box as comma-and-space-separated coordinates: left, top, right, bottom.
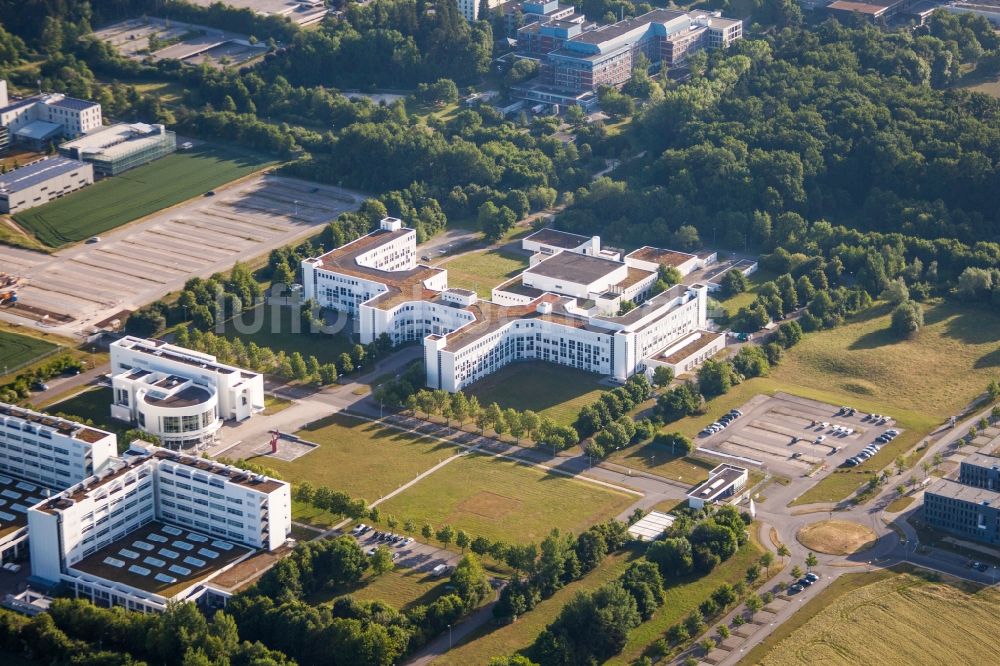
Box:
796, 519, 878, 556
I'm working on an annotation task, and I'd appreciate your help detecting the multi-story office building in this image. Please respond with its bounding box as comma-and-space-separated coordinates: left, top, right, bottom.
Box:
59, 123, 176, 176
923, 477, 1000, 546
0, 81, 102, 150
0, 403, 117, 564
458, 0, 504, 21
109, 337, 264, 450
959, 453, 1000, 491
496, 0, 586, 39
28, 441, 291, 612
304, 219, 722, 393
0, 157, 94, 213
513, 9, 742, 105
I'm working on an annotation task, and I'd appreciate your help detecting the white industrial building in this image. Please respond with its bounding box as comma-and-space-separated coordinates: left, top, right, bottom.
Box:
28, 441, 290, 612
109, 337, 264, 450
60, 123, 177, 176
0, 403, 117, 565
0, 81, 102, 151
0, 157, 94, 213
304, 219, 726, 392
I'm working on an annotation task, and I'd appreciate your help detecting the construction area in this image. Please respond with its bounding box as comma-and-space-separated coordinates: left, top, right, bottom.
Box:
0, 175, 362, 337
696, 393, 901, 478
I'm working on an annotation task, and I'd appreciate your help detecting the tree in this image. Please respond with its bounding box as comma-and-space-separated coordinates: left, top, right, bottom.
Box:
652, 366, 674, 387
455, 530, 470, 551
437, 524, 455, 548
721, 269, 748, 296
422, 524, 433, 542
371, 545, 394, 575
777, 543, 790, 564
805, 552, 818, 570
745, 594, 763, 616
697, 360, 737, 398
505, 409, 525, 442
717, 625, 730, 640
890, 300, 924, 338
125, 308, 166, 337
647, 537, 693, 578
760, 551, 775, 576
732, 345, 770, 379
791, 565, 803, 579
450, 554, 492, 609
745, 563, 761, 583
700, 637, 717, 654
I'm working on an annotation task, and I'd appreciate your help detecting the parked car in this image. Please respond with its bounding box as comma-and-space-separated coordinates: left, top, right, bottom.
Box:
2, 563, 21, 573
814, 435, 826, 444
86, 236, 101, 243
352, 523, 367, 535
805, 572, 820, 582
789, 583, 804, 594
799, 577, 814, 587
31, 381, 49, 391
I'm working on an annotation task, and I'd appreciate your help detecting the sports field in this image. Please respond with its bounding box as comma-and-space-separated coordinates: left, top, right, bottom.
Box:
441, 248, 529, 298
378, 453, 635, 545
0, 330, 59, 373
13, 145, 275, 247
750, 571, 1000, 666
270, 414, 457, 505
465, 362, 607, 427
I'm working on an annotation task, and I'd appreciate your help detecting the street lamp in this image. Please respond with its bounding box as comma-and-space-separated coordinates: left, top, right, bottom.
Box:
448, 624, 453, 650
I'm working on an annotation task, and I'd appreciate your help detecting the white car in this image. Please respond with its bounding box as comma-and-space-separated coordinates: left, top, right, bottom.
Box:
352, 523, 367, 535
814, 435, 826, 444
820, 422, 830, 429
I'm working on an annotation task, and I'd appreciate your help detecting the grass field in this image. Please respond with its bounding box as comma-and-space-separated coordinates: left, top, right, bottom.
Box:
46, 387, 115, 430
749, 570, 1000, 666
308, 566, 451, 610
886, 495, 915, 513
268, 414, 457, 506
465, 362, 607, 427
717, 269, 778, 316
441, 248, 529, 298
13, 144, 276, 247
796, 519, 876, 555
434, 550, 639, 665
378, 453, 635, 545
0, 329, 60, 372
606, 444, 718, 486
220, 305, 355, 365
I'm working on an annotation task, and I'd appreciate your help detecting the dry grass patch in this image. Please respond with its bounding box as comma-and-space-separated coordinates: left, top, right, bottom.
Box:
796, 519, 877, 556
886, 495, 915, 513
753, 572, 1000, 666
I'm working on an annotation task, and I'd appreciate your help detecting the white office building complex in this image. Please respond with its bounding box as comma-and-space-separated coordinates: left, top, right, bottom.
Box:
458, 0, 503, 21
28, 442, 291, 612
0, 82, 102, 150
304, 220, 725, 392
109, 337, 264, 450
0, 403, 117, 564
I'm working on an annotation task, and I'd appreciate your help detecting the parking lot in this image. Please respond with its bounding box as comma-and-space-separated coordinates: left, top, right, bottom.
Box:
93, 18, 267, 68
696, 393, 902, 479
349, 526, 461, 575
0, 175, 361, 336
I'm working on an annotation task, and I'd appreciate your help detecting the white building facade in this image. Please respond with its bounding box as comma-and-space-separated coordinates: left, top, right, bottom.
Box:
109, 337, 264, 450
28, 442, 290, 612
0, 157, 94, 214
0, 85, 102, 139
303, 220, 721, 393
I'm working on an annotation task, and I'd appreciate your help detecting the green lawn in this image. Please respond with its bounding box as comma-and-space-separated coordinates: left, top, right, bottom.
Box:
46, 387, 115, 431
269, 414, 457, 507
434, 550, 639, 665
716, 269, 778, 316
466, 362, 607, 427
378, 453, 636, 545
13, 144, 276, 247
307, 566, 451, 611
441, 248, 530, 298
220, 305, 355, 365
0, 329, 60, 373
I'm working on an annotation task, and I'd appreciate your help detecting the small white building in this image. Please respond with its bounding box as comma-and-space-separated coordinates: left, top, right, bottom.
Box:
109, 337, 264, 450
28, 442, 290, 612
687, 463, 749, 509
0, 157, 94, 214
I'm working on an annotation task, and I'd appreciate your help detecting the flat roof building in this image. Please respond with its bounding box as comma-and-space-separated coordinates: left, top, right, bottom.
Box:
0, 403, 117, 567
60, 123, 176, 176
687, 464, 749, 509
28, 441, 290, 612
627, 510, 677, 541
924, 478, 1000, 546
0, 156, 94, 214
0, 83, 102, 149
109, 337, 264, 451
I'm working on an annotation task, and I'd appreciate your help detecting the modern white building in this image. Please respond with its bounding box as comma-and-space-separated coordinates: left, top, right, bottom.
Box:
28, 441, 290, 612
458, 0, 504, 21
0, 157, 94, 214
304, 220, 724, 393
687, 463, 749, 509
109, 337, 264, 450
0, 82, 102, 150
0, 403, 117, 565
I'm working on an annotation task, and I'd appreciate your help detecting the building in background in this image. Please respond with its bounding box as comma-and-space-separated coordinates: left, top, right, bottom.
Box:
28, 441, 290, 612
0, 81, 102, 151
923, 452, 1000, 546
459, 0, 504, 21
0, 156, 94, 214
511, 9, 741, 108
687, 464, 749, 509
60, 123, 177, 176
0, 403, 117, 565
109, 337, 264, 450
